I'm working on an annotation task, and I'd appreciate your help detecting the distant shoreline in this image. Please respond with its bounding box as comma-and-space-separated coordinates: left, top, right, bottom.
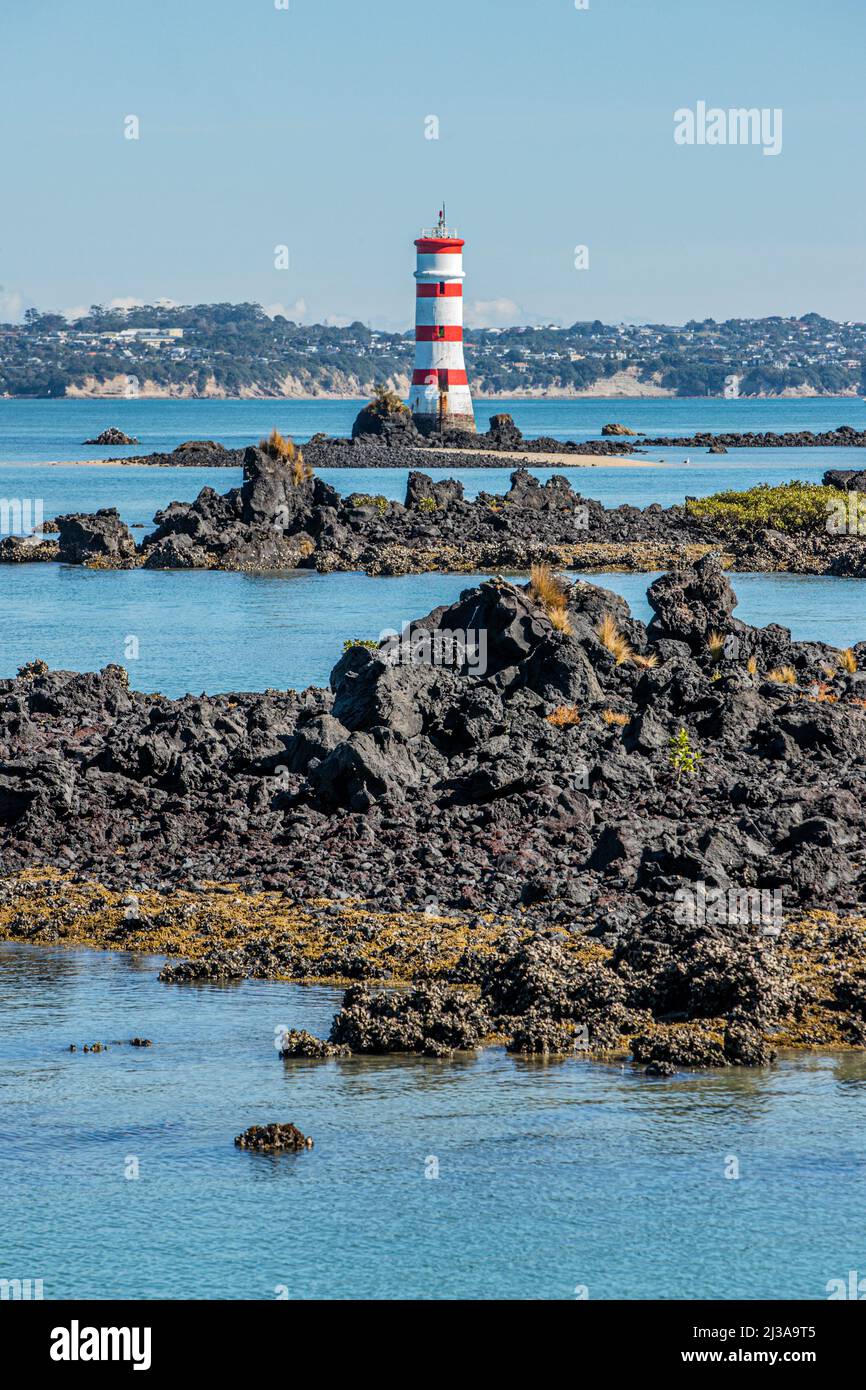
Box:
3, 389, 865, 403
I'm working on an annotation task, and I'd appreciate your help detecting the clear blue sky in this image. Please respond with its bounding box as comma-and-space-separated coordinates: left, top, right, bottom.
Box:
1, 0, 863, 328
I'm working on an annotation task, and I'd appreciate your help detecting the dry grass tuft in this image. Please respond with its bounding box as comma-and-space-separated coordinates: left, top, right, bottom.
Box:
632, 652, 658, 670
259, 429, 312, 484
548, 607, 573, 636
746, 655, 758, 676
602, 708, 629, 727
708, 630, 726, 663
547, 705, 581, 727
530, 563, 569, 613
768, 665, 797, 685
596, 612, 634, 666
838, 648, 858, 674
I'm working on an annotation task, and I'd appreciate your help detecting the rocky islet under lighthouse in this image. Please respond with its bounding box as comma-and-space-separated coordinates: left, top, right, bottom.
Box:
408, 208, 476, 434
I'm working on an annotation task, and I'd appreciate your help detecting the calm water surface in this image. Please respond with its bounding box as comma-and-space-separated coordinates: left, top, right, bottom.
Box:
1, 566, 865, 696
1, 395, 863, 462
1, 942, 864, 1301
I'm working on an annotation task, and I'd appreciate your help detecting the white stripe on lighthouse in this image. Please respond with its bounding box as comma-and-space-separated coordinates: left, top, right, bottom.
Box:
415, 297, 464, 328
414, 252, 466, 280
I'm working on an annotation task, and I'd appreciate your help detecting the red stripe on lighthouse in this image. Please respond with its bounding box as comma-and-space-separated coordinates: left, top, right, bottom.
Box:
415, 325, 463, 342
416, 283, 462, 298
414, 237, 465, 254
412, 369, 469, 386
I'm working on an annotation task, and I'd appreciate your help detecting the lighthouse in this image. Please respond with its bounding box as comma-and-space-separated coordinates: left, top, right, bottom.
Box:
408, 208, 475, 434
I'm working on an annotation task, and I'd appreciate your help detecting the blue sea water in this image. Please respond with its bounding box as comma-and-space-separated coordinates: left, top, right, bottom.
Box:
0, 394, 863, 463
0, 396, 862, 529
2, 942, 865, 1302
0, 448, 858, 530
2, 566, 866, 697
0, 393, 861, 537
2, 398, 866, 1301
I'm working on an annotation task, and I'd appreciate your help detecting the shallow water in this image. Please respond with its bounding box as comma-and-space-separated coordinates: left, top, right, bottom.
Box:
0, 394, 863, 531
0, 447, 858, 533
1, 565, 865, 696
1, 941, 863, 1301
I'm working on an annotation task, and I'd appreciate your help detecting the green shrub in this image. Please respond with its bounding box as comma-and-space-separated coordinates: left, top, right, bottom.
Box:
686, 481, 846, 535
366, 383, 411, 420
352, 494, 389, 514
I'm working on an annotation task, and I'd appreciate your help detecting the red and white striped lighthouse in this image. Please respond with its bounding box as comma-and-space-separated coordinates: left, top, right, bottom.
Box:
408, 208, 475, 434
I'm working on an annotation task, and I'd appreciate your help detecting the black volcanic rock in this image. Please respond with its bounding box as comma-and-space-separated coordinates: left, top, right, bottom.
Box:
2, 561, 865, 926
141, 446, 339, 571
351, 393, 422, 444
234, 1122, 313, 1151
55, 509, 137, 566
823, 468, 866, 492
6, 562, 866, 1066
642, 425, 866, 450
328, 982, 490, 1056
83, 427, 139, 446
15, 440, 866, 577
647, 552, 737, 648
405, 471, 465, 510
488, 412, 523, 447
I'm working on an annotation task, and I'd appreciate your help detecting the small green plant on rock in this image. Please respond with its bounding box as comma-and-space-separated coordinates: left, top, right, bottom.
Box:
418, 497, 437, 513
342, 638, 380, 653
366, 383, 411, 420
352, 494, 389, 514
668, 727, 703, 784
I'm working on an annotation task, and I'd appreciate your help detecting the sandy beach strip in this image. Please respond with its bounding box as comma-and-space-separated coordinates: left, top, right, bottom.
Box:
421, 447, 665, 468
4, 448, 668, 469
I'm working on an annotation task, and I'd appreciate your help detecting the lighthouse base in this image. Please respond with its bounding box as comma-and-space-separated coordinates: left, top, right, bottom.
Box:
412, 411, 477, 437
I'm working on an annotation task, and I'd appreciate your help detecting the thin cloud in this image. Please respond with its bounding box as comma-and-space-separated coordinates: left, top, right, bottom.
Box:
264, 299, 307, 322
0, 287, 26, 323
465, 297, 522, 328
